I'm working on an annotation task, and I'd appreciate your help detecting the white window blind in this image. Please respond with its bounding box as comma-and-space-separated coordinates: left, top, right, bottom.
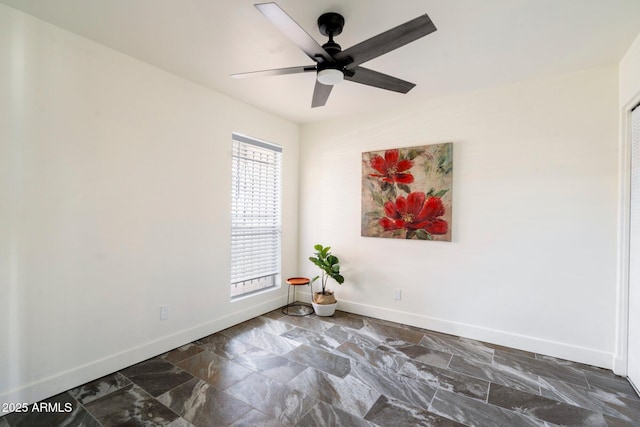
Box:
231, 133, 282, 297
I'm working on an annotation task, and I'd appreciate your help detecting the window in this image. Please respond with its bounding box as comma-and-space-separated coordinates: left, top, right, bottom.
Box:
230, 133, 282, 298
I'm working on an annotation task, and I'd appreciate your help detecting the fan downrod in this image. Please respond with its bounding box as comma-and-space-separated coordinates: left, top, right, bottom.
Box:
318, 12, 344, 56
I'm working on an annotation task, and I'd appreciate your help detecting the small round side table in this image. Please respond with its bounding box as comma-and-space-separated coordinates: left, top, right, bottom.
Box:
282, 277, 314, 316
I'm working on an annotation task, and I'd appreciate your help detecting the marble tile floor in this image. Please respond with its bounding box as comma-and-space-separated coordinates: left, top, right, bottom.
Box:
2, 307, 640, 427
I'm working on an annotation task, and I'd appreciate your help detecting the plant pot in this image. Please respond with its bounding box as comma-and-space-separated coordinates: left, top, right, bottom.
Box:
312, 291, 337, 316
312, 301, 337, 316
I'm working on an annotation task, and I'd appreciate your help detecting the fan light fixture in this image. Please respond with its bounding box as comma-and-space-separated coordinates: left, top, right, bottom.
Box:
317, 68, 343, 85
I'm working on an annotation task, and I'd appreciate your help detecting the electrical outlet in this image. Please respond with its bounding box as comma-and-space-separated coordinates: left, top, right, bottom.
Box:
394, 289, 401, 301
160, 305, 169, 320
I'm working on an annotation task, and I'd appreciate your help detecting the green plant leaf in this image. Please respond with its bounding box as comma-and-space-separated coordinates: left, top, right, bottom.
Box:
434, 189, 449, 198
367, 210, 382, 220
398, 184, 411, 194
436, 144, 453, 175
388, 185, 397, 199
426, 188, 435, 197
407, 148, 423, 160
309, 244, 344, 287
372, 191, 386, 207
416, 229, 433, 240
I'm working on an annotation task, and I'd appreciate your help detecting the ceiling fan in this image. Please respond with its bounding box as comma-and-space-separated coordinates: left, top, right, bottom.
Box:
231, 2, 437, 108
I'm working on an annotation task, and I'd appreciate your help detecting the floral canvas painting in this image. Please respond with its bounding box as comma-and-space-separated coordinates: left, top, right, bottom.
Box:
362, 143, 453, 241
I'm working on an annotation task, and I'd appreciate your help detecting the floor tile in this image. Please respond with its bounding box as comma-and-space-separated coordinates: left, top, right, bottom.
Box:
68, 372, 131, 404
228, 328, 302, 356
360, 318, 426, 344
358, 315, 433, 336
194, 333, 257, 359
260, 308, 287, 321
280, 302, 314, 316
161, 343, 205, 364
285, 344, 351, 378
226, 372, 317, 425
232, 347, 307, 383
323, 324, 384, 348
279, 313, 334, 333
281, 326, 343, 351
336, 341, 407, 372
167, 418, 196, 427
229, 409, 288, 427
377, 338, 452, 369
584, 370, 640, 399
350, 361, 437, 409
399, 359, 490, 401
430, 388, 547, 427
315, 310, 366, 329
364, 395, 465, 427
295, 400, 378, 427
175, 350, 253, 390
536, 353, 619, 378
289, 368, 380, 417
447, 354, 540, 393
85, 384, 178, 426
472, 340, 537, 359
158, 378, 252, 427
5, 308, 637, 427
493, 351, 589, 388
119, 357, 194, 396
419, 333, 494, 364
488, 383, 608, 426
456, 336, 516, 356
603, 413, 640, 427
245, 315, 297, 336
539, 377, 640, 423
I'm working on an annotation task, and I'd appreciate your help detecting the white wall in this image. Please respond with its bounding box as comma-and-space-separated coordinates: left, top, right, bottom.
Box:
299, 65, 619, 368
0, 4, 299, 405
620, 33, 640, 108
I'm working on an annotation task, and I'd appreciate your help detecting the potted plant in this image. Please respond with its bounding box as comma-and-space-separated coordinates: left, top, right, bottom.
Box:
309, 244, 344, 316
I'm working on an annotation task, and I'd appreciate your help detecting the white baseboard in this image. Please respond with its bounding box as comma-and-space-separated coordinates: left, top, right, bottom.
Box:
612, 355, 628, 376
337, 299, 614, 370
0, 295, 286, 408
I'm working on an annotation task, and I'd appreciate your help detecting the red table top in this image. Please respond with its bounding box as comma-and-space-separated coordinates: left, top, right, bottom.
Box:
286, 277, 310, 286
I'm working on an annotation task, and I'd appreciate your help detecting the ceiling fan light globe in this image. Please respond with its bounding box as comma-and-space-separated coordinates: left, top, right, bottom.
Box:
317, 68, 343, 85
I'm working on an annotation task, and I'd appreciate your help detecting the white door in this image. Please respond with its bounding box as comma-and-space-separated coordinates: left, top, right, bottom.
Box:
629, 104, 640, 391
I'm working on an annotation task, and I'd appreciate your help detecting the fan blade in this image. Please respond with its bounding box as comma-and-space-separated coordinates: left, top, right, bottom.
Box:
311, 80, 333, 108
335, 14, 436, 69
345, 67, 415, 93
255, 2, 333, 63
231, 65, 316, 79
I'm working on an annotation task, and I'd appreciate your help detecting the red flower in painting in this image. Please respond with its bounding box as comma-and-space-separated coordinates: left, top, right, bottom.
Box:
369, 149, 414, 184
380, 192, 448, 235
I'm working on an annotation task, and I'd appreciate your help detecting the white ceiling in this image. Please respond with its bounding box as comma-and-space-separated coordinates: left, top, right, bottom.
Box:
3, 0, 640, 124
